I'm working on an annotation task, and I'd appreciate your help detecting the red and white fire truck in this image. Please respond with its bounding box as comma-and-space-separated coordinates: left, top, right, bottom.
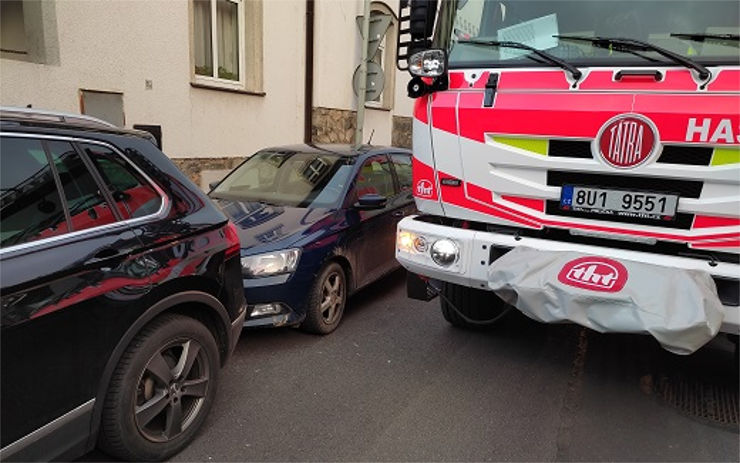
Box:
394, 0, 739, 354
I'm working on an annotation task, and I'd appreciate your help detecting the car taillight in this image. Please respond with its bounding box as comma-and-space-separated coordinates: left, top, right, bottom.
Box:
224, 221, 241, 259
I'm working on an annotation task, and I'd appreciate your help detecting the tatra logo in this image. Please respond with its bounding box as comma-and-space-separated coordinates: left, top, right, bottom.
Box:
557, 256, 628, 293
415, 179, 434, 198
595, 114, 658, 169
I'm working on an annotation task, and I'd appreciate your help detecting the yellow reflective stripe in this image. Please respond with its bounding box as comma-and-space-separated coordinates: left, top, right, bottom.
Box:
711, 147, 740, 166
492, 136, 548, 156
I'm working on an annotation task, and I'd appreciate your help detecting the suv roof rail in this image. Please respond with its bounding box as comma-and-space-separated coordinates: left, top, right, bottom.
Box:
0, 106, 117, 129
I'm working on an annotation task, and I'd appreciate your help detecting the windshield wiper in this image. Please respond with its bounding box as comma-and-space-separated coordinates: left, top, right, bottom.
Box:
555, 35, 711, 82
670, 32, 740, 43
456, 39, 583, 83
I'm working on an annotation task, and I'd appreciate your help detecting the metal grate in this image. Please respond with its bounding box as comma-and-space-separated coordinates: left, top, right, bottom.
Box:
548, 140, 593, 158
654, 374, 739, 427
657, 145, 713, 166
545, 139, 713, 166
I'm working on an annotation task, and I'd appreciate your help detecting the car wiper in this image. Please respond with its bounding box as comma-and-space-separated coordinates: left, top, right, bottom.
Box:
555, 35, 711, 82
456, 39, 583, 83
670, 32, 739, 43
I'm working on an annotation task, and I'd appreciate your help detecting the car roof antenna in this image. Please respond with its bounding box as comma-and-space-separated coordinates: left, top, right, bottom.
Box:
367, 129, 375, 146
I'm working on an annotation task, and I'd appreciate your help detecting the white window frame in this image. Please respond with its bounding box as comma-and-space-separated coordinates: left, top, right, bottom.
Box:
193, 0, 246, 91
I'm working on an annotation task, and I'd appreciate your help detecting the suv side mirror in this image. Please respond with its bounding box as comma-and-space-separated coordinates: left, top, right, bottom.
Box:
355, 193, 387, 210
208, 180, 220, 191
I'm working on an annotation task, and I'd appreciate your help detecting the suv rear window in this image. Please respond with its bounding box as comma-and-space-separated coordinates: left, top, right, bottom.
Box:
48, 140, 119, 232
0, 137, 69, 248
81, 143, 163, 220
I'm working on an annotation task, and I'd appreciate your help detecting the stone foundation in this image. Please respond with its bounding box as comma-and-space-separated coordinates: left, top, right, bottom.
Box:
171, 157, 246, 190
311, 106, 413, 149
311, 106, 356, 144
392, 115, 412, 149
171, 109, 413, 189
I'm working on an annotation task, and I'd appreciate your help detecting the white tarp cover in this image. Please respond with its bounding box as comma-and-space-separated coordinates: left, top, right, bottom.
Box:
488, 247, 724, 354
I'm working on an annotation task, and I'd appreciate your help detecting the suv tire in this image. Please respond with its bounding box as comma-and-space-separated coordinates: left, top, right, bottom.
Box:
440, 282, 510, 329
98, 314, 219, 461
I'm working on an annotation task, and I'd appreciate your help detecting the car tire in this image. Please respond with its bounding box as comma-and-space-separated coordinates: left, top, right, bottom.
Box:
440, 282, 510, 329
98, 314, 219, 461
300, 262, 347, 335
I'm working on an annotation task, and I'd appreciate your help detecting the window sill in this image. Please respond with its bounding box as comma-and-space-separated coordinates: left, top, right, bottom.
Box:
190, 82, 266, 96
364, 103, 392, 112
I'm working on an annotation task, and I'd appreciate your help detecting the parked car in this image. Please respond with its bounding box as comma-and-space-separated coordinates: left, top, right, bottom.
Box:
0, 107, 246, 461
209, 144, 414, 334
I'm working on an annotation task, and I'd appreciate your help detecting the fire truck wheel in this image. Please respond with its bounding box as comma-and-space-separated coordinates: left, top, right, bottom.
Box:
440, 282, 509, 329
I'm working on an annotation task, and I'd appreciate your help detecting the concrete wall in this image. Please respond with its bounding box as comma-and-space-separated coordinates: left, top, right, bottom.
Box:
0, 0, 306, 161
0, 0, 413, 186
313, 0, 413, 147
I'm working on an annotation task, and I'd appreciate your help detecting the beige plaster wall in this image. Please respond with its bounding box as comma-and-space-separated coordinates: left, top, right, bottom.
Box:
0, 0, 306, 160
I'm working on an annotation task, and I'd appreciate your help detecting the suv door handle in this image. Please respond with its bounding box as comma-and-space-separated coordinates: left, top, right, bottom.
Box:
392, 210, 405, 217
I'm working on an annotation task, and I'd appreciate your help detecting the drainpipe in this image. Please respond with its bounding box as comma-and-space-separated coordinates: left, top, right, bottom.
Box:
304, 0, 315, 143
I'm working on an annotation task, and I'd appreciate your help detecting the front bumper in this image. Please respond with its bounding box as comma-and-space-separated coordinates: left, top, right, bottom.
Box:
240, 271, 314, 328
396, 215, 740, 334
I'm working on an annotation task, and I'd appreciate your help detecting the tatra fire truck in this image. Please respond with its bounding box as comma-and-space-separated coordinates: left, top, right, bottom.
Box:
394, 0, 739, 354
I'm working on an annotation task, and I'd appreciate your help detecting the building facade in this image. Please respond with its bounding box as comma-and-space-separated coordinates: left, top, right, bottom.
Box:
0, 0, 413, 188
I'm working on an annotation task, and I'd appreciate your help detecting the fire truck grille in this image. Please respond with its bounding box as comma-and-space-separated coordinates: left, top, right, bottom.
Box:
547, 140, 713, 166
546, 171, 702, 230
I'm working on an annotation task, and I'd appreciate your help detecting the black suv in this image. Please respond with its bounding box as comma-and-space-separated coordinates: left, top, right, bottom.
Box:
0, 108, 246, 461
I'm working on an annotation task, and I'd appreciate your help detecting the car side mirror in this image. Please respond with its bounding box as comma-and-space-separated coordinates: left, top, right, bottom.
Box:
355, 193, 387, 210
208, 181, 220, 191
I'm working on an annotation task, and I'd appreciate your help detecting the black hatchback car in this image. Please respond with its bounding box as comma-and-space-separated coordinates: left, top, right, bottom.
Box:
0, 108, 246, 461
209, 144, 414, 334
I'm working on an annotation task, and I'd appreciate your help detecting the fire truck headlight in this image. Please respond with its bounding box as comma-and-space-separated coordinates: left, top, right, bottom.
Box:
430, 239, 459, 267
409, 49, 447, 78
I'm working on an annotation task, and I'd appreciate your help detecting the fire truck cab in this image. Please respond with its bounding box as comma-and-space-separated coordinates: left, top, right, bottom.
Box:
394, 0, 740, 354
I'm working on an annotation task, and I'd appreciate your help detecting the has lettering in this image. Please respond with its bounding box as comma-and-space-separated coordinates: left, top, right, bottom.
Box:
685, 118, 740, 143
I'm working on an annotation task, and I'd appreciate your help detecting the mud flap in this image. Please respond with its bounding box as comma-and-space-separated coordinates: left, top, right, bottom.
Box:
488, 247, 724, 354
406, 272, 439, 301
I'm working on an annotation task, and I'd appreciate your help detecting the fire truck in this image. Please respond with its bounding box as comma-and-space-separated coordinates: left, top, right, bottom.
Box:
394, 0, 739, 354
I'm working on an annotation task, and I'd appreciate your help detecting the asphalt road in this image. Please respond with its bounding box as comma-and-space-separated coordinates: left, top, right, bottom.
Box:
87, 269, 739, 462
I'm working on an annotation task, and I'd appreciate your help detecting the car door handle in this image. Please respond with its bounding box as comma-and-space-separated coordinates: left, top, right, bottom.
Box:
392, 210, 405, 217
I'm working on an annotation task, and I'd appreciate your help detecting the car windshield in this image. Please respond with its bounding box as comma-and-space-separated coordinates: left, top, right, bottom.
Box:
211, 150, 353, 208
439, 0, 740, 68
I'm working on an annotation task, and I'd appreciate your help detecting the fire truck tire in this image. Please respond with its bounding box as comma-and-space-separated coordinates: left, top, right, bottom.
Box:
440, 282, 509, 329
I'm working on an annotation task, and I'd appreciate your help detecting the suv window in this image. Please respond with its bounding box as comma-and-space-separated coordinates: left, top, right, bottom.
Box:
355, 156, 395, 199
0, 137, 69, 248
47, 140, 118, 231
81, 143, 163, 220
390, 153, 412, 192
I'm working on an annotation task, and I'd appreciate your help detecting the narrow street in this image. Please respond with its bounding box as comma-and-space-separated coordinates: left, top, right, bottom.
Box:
163, 269, 739, 462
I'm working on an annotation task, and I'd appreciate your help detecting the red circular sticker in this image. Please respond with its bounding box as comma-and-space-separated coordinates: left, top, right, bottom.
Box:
557, 256, 628, 293
415, 179, 434, 198
597, 115, 657, 168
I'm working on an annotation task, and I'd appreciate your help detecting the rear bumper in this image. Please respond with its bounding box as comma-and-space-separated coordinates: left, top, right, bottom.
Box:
396, 215, 740, 334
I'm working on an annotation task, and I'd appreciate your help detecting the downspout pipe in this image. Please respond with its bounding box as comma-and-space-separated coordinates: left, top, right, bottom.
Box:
304, 0, 315, 143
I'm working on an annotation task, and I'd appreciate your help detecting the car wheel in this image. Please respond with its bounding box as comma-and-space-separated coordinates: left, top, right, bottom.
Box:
301, 262, 347, 335
440, 282, 510, 329
98, 314, 219, 461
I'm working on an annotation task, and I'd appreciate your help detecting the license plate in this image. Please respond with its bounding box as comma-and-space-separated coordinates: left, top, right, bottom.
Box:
560, 185, 678, 220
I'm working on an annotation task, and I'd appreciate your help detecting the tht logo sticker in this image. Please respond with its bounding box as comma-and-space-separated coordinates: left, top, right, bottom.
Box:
415, 179, 434, 198
557, 256, 628, 293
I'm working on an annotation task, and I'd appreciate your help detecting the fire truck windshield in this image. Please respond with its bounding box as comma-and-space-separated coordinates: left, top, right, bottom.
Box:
439, 0, 740, 68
